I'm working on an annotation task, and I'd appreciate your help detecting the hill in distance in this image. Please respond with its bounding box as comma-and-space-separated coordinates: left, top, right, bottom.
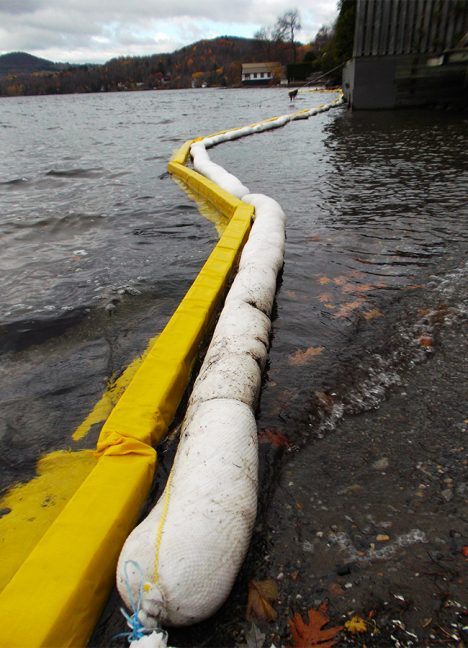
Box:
0, 51, 60, 76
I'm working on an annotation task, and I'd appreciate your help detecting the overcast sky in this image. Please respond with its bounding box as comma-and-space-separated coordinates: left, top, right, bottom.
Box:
0, 0, 338, 64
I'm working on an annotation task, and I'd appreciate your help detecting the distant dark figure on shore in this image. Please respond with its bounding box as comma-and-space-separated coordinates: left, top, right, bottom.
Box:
288, 89, 298, 102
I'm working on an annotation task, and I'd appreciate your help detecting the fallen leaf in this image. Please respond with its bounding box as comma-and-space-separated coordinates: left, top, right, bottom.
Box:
333, 276, 347, 286
462, 546, 468, 559
309, 234, 321, 241
347, 270, 365, 279
288, 346, 324, 366
344, 615, 367, 634
258, 428, 290, 449
324, 303, 336, 310
334, 300, 365, 318
288, 602, 342, 647
376, 534, 390, 542
318, 293, 333, 303
363, 308, 383, 321
342, 283, 374, 294
328, 582, 345, 597
418, 335, 433, 348
246, 580, 278, 622
318, 276, 331, 285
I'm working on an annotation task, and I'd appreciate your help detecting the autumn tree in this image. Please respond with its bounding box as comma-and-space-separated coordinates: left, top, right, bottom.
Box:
273, 9, 302, 62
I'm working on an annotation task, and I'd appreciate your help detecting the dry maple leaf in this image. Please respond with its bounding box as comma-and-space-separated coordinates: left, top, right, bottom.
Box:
246, 579, 278, 622
318, 276, 331, 285
288, 346, 324, 366
288, 602, 343, 647
345, 615, 367, 634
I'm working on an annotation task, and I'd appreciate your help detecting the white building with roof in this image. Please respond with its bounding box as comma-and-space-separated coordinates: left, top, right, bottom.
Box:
241, 62, 283, 85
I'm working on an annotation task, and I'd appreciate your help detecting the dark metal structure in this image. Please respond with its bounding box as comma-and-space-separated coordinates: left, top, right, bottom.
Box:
353, 0, 468, 57
343, 0, 468, 109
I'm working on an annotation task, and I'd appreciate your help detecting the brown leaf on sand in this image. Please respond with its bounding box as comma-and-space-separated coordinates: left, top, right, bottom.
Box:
246, 580, 278, 622
333, 276, 348, 286
342, 282, 374, 294
289, 346, 324, 366
258, 428, 290, 449
318, 276, 332, 285
318, 293, 333, 303
418, 335, 433, 348
288, 602, 343, 647
334, 300, 365, 319
347, 269, 365, 279
309, 234, 321, 241
363, 308, 383, 321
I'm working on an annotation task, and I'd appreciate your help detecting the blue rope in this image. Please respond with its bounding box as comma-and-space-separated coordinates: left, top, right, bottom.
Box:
113, 560, 154, 643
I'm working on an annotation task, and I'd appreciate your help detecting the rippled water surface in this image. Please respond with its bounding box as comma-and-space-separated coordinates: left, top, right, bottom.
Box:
1, 90, 467, 641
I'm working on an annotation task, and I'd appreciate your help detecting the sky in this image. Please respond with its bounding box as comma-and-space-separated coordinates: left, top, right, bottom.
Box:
0, 0, 338, 64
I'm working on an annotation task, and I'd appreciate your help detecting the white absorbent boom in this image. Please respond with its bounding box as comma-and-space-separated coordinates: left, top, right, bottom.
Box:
117, 192, 285, 629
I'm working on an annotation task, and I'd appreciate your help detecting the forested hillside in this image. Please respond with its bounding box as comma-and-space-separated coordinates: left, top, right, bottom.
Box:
0, 36, 295, 96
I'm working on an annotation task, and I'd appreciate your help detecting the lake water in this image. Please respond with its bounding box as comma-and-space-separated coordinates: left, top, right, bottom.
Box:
0, 88, 467, 643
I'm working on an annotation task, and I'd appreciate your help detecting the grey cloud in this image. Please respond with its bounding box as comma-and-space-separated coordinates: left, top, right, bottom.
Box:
0, 0, 337, 63
0, 0, 40, 15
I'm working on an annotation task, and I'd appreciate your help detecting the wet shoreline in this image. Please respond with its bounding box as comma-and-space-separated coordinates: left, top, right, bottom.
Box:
91, 256, 467, 647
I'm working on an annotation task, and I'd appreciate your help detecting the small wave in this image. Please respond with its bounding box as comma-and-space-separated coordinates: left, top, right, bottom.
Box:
0, 306, 89, 354
45, 167, 104, 178
300, 261, 468, 440
0, 177, 28, 186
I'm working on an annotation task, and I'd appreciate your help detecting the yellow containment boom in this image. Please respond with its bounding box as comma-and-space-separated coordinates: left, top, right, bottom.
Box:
0, 140, 254, 648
